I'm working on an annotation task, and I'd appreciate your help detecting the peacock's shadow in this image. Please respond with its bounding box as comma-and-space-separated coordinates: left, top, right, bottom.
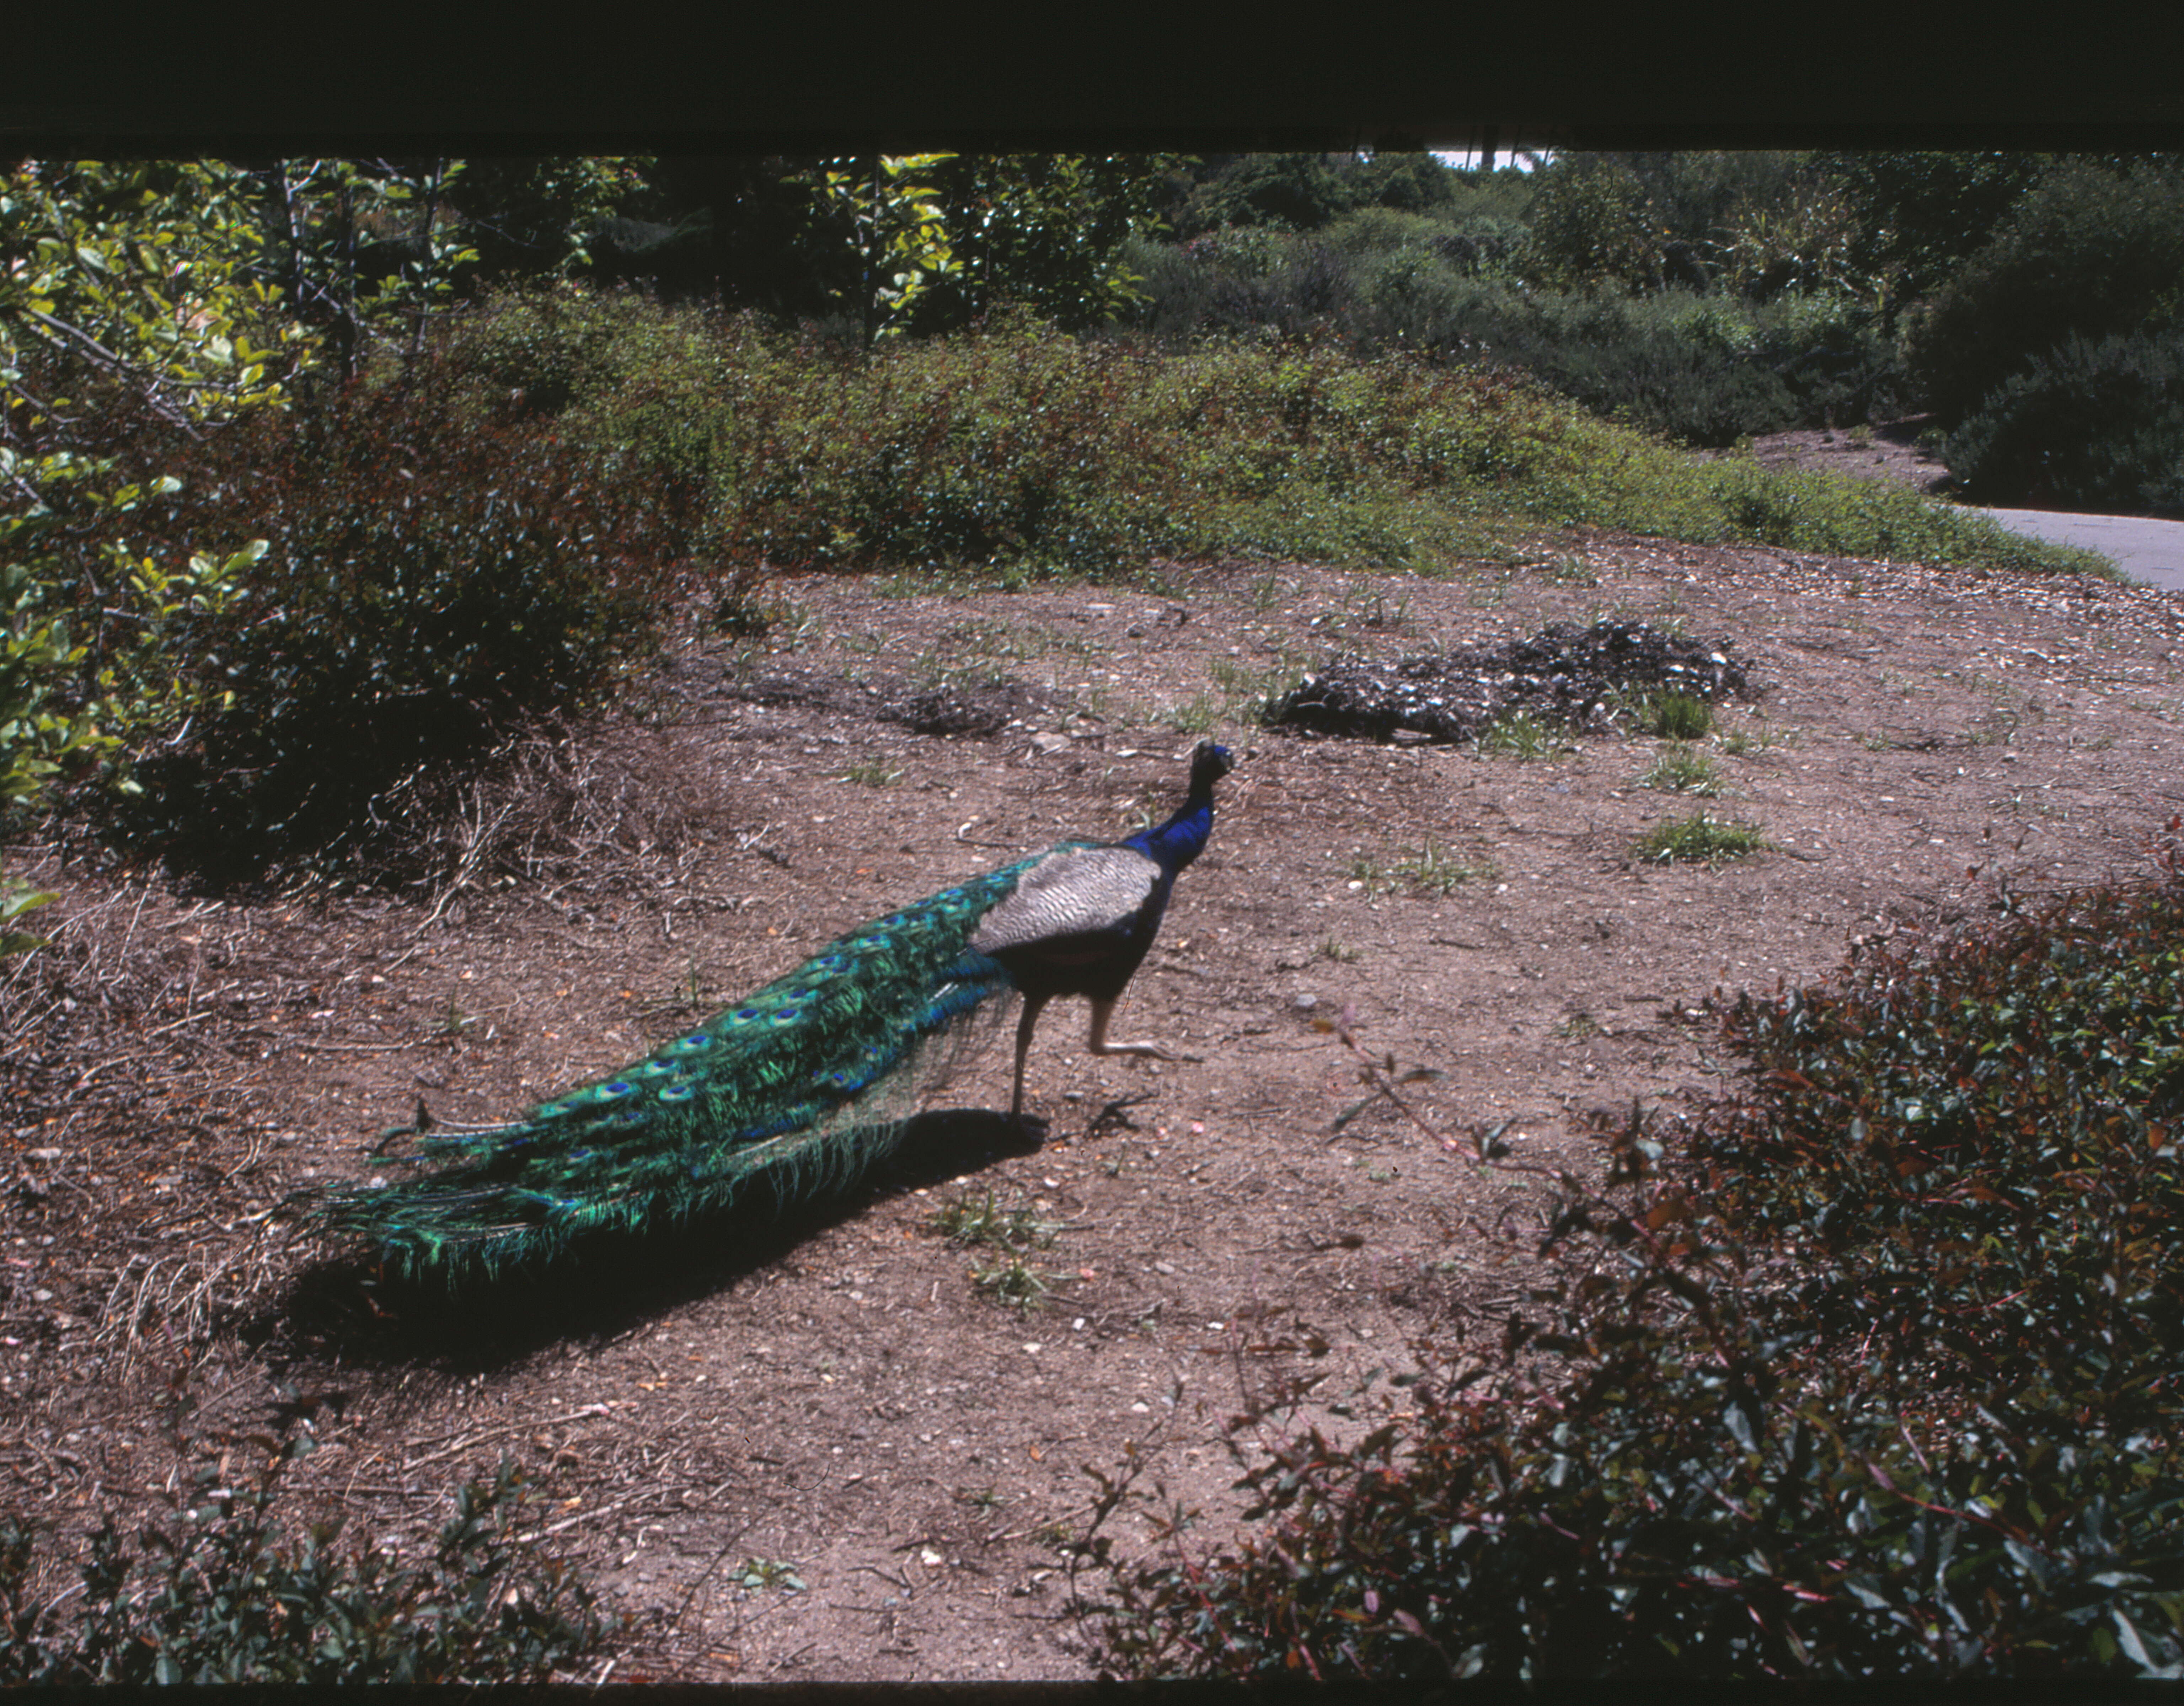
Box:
257, 1107, 1045, 1374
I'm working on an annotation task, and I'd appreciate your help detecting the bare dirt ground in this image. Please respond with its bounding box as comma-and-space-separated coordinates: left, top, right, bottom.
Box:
7, 438, 2184, 1682
1729, 415, 1958, 497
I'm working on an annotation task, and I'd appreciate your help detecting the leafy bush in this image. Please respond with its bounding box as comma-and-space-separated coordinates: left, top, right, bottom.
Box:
1905, 160, 2184, 424
699, 313, 2096, 578
711, 310, 1198, 574
1819, 150, 2050, 309
1093, 832, 2184, 1681
101, 351, 692, 887
1128, 206, 1904, 443
1520, 154, 1662, 293
1942, 324, 2184, 512
1168, 153, 1359, 238
1, 1442, 616, 1684
441, 285, 732, 493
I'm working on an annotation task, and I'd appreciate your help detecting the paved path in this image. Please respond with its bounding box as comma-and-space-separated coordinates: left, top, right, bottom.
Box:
1977, 507, 2184, 594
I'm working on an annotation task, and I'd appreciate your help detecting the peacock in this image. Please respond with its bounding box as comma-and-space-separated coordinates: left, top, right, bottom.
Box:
316, 741, 1234, 1281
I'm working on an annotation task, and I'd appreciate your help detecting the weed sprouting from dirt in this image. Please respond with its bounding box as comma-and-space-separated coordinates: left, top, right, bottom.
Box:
1637, 742, 1724, 796
840, 756, 904, 787
1633, 813, 1767, 866
1398, 841, 1497, 895
1475, 712, 1569, 760
971, 1255, 1050, 1314
926, 1189, 1056, 1253
1635, 691, 1714, 739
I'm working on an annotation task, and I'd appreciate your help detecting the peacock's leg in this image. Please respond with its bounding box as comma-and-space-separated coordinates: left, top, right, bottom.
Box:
1011, 992, 1053, 1123
1085, 997, 1203, 1067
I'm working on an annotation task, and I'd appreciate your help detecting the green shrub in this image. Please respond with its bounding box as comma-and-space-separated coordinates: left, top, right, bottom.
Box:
0, 1443, 616, 1684
440, 286, 732, 489
712, 311, 1198, 574
1632, 811, 1765, 864
1906, 160, 2184, 424
1943, 325, 2184, 511
1639, 692, 1713, 739
103, 352, 692, 887
1520, 154, 1661, 293
1094, 838, 2184, 1681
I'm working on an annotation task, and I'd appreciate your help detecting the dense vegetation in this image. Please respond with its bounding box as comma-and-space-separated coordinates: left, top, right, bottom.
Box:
5, 149, 2179, 1682
2, 1435, 615, 1683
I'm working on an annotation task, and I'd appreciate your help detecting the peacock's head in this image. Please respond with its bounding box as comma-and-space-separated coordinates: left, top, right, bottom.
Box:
1191, 741, 1236, 791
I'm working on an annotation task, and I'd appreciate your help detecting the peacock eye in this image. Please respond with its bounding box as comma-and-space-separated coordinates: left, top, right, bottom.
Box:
673, 1033, 711, 1051
596, 1081, 635, 1100
769, 1005, 800, 1024
658, 1083, 694, 1102
732, 1007, 762, 1023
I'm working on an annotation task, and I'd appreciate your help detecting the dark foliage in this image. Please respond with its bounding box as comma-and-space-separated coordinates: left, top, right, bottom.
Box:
101, 352, 691, 889
1819, 150, 2051, 310
1128, 226, 1904, 445
581, 156, 830, 315
1906, 160, 2184, 425
1507, 311, 1799, 447
1943, 325, 2184, 513
910, 155, 1183, 334
1168, 153, 1360, 238
1095, 831, 2184, 1681
1, 1436, 615, 1684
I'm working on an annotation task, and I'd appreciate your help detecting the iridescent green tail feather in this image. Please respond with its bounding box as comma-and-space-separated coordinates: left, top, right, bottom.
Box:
318, 851, 1056, 1281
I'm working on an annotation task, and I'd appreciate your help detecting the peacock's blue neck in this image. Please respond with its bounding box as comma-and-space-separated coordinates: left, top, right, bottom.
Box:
1123, 788, 1217, 876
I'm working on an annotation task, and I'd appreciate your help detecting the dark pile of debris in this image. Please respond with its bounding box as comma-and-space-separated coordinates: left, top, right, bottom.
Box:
1263, 621, 1753, 743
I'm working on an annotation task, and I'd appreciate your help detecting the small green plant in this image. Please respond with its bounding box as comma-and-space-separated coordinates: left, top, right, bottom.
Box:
973, 1253, 1051, 1314
1715, 722, 1794, 756
1165, 691, 1220, 735
1395, 839, 1495, 895
1476, 713, 1568, 760
1209, 656, 1295, 725
841, 756, 904, 787
712, 586, 807, 641
1555, 1012, 1603, 1041
1, 875, 58, 960
1636, 691, 1714, 739
732, 1558, 807, 1596
927, 1189, 1056, 1253
1633, 813, 1768, 867
1315, 935, 1361, 964
944, 616, 1027, 659
931, 1189, 1060, 1311
1636, 742, 1723, 796
1542, 553, 1600, 586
